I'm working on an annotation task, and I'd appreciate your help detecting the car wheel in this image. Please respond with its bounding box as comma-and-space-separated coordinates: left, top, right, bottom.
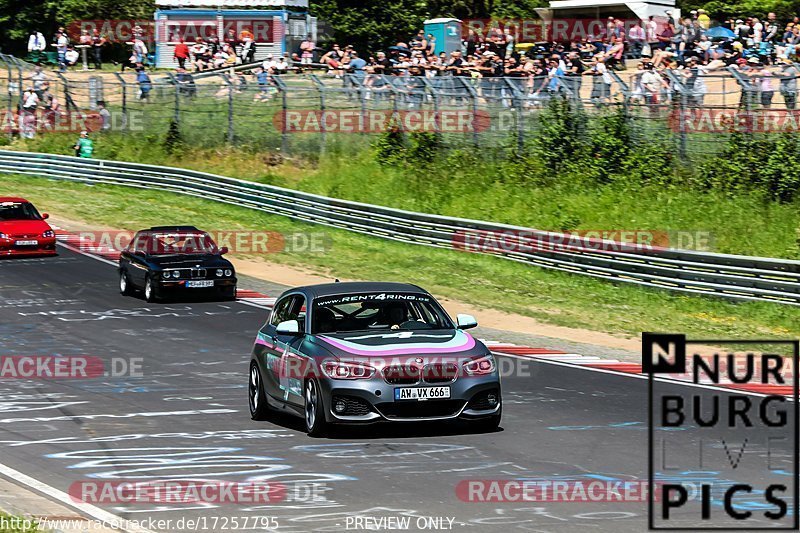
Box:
119, 270, 133, 296
249, 362, 271, 421
304, 378, 328, 437
220, 286, 237, 301
144, 276, 159, 303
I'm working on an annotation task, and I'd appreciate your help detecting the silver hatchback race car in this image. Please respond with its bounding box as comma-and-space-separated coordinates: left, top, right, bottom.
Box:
248, 282, 502, 436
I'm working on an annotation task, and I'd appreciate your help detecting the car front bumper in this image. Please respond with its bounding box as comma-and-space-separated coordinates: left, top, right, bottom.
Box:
318, 374, 501, 424
153, 277, 237, 291
0, 238, 58, 257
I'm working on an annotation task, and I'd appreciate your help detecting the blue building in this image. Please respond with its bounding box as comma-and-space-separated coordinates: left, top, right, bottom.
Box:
154, 0, 316, 68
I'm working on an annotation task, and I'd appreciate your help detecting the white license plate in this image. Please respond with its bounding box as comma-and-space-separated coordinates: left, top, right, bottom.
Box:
394, 386, 451, 401
15, 240, 38, 246
186, 280, 214, 288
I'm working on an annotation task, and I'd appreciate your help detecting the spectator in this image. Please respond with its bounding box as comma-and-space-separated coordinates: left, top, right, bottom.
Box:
97, 101, 111, 132
175, 67, 196, 97
697, 10, 711, 30
750, 60, 775, 107
778, 58, 799, 109
174, 38, 190, 70
53, 29, 69, 72
29, 66, 47, 99
132, 36, 148, 65
27, 30, 46, 63
190, 38, 209, 71
73, 131, 94, 158
586, 53, 612, 105
136, 66, 152, 100
300, 35, 315, 64
629, 22, 646, 59
64, 46, 79, 67
92, 30, 106, 70
20, 87, 38, 139
240, 35, 256, 64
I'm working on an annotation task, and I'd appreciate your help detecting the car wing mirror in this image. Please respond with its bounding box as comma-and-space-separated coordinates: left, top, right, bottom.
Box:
456, 314, 478, 330
219, 246, 229, 255
276, 319, 301, 335
41, 213, 49, 219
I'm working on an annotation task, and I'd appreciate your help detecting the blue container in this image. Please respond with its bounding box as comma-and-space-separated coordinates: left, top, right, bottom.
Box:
423, 18, 462, 55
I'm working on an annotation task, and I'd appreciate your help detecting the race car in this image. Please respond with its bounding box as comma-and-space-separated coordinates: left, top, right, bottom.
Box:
0, 197, 57, 257
248, 282, 501, 436
118, 226, 237, 302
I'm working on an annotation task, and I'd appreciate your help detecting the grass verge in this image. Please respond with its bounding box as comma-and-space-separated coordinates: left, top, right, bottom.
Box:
4, 173, 799, 341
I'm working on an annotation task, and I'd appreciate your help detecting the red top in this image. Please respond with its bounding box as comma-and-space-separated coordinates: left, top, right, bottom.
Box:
174, 43, 190, 58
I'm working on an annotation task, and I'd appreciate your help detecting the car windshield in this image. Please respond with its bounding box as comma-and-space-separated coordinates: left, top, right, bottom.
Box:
0, 202, 42, 221
146, 232, 218, 255
312, 292, 454, 334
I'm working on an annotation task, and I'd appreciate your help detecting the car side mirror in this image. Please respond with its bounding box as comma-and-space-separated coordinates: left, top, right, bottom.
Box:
456, 314, 478, 330
133, 249, 146, 257
276, 319, 301, 335
219, 246, 229, 255
41, 213, 49, 220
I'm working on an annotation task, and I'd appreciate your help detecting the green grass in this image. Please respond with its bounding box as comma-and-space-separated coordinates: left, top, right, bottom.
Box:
4, 173, 800, 341
0, 513, 39, 533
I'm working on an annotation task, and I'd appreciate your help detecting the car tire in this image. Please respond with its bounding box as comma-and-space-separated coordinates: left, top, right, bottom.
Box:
304, 378, 328, 437
119, 270, 134, 296
220, 286, 237, 301
249, 362, 271, 421
144, 276, 159, 303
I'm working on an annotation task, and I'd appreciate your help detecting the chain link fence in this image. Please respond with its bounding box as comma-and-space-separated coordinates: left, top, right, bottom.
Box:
2, 54, 799, 162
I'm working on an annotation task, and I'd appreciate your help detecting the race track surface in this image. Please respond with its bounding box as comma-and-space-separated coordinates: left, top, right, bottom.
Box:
0, 246, 794, 532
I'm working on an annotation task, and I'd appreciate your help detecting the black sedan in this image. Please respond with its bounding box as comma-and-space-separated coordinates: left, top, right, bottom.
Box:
118, 226, 237, 302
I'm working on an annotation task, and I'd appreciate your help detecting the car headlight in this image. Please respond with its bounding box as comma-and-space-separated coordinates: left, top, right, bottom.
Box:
0, 233, 7, 240
215, 269, 224, 277
162, 271, 172, 280
42, 230, 55, 238
322, 361, 376, 380
172, 270, 180, 278
224, 269, 233, 277
463, 354, 496, 376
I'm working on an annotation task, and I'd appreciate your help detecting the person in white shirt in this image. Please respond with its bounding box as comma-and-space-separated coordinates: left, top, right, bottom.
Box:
20, 88, 39, 139
274, 57, 288, 73
54, 31, 69, 72
262, 54, 279, 72
27, 31, 46, 63
628, 22, 646, 58
64, 47, 79, 67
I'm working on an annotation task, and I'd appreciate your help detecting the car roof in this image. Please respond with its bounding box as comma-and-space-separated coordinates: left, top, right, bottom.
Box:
145, 226, 202, 232
0, 197, 30, 203
290, 281, 430, 299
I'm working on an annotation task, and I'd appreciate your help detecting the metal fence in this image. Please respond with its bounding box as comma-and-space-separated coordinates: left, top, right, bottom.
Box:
1, 149, 799, 306
3, 53, 798, 161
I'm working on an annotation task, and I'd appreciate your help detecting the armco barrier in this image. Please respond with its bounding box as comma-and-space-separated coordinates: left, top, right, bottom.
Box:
1, 149, 799, 306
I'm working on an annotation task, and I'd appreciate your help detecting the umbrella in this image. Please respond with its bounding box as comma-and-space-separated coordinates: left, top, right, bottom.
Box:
706, 26, 736, 40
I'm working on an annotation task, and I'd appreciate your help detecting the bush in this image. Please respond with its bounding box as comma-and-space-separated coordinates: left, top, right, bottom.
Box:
163, 119, 184, 155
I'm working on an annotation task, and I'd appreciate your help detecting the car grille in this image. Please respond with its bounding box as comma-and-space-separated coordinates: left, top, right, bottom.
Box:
383, 365, 421, 385
376, 400, 466, 419
10, 233, 38, 239
190, 268, 208, 279
422, 363, 458, 384
467, 389, 500, 411
331, 395, 372, 416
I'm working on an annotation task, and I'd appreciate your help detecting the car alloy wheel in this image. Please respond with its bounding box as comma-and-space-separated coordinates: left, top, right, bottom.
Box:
249, 362, 270, 420
119, 271, 131, 296
144, 277, 157, 303
304, 379, 328, 437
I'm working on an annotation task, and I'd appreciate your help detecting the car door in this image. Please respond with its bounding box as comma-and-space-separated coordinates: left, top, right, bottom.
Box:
260, 294, 307, 405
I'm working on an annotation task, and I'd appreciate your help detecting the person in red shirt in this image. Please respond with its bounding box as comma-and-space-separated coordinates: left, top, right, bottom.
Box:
174, 38, 190, 70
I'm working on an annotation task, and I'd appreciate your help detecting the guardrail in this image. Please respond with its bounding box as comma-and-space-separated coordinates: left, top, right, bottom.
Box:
2, 149, 799, 306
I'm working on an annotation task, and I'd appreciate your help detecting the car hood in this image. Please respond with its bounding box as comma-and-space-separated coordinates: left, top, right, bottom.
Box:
0, 219, 51, 235
148, 255, 232, 269
313, 329, 485, 358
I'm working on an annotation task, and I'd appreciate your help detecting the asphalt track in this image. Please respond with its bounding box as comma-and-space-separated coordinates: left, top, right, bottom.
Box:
0, 245, 795, 532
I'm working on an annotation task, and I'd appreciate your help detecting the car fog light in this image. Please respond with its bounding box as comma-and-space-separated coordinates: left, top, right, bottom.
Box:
487, 394, 497, 406
334, 400, 346, 413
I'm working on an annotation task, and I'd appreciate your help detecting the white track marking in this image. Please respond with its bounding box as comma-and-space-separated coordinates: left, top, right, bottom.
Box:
0, 462, 157, 533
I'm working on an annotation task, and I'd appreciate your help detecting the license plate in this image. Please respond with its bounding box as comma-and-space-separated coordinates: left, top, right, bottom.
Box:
15, 240, 38, 246
394, 386, 451, 401
186, 280, 214, 288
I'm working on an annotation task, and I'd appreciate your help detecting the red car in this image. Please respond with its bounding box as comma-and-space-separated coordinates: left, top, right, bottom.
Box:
0, 197, 57, 257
